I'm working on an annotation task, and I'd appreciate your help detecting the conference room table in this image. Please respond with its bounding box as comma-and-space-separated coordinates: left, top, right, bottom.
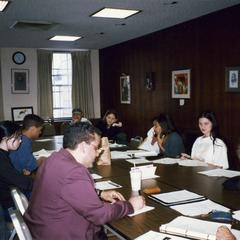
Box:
33, 136, 240, 239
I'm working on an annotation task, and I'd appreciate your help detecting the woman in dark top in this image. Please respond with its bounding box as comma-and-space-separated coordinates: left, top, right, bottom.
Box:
96, 109, 127, 144
0, 121, 33, 212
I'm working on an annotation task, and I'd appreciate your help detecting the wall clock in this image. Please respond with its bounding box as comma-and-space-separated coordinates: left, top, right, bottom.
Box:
12, 51, 26, 65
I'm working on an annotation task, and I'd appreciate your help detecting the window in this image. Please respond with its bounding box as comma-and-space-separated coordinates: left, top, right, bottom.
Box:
52, 53, 72, 119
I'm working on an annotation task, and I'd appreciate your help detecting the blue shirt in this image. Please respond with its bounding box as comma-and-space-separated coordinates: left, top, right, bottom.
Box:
10, 135, 38, 173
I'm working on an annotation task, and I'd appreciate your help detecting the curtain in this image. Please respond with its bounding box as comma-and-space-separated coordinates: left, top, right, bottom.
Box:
71, 51, 94, 118
0, 49, 4, 120
37, 50, 53, 119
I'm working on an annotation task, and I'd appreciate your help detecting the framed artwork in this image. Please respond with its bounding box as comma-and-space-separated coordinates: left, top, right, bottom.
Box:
120, 75, 131, 104
144, 72, 155, 91
11, 68, 29, 94
172, 69, 191, 99
11, 106, 33, 122
225, 67, 240, 92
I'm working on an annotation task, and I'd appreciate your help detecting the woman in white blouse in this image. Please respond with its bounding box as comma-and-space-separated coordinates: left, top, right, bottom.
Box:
181, 111, 229, 169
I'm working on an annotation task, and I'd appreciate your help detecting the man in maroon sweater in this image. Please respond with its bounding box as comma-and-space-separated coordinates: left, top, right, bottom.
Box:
24, 123, 145, 239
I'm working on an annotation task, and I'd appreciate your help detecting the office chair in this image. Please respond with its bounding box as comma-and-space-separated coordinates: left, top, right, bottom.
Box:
10, 188, 29, 215
8, 208, 32, 240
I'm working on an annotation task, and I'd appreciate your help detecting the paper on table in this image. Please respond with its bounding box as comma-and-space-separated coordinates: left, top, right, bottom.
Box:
33, 149, 55, 159
160, 216, 231, 240
231, 229, 240, 240
170, 199, 230, 216
127, 150, 158, 157
177, 159, 208, 167
109, 143, 127, 148
128, 205, 154, 217
95, 180, 122, 190
150, 190, 205, 206
111, 151, 131, 159
135, 230, 189, 240
91, 173, 103, 180
131, 164, 159, 180
198, 169, 240, 178
153, 158, 179, 165
35, 138, 52, 142
126, 158, 150, 165
233, 210, 240, 221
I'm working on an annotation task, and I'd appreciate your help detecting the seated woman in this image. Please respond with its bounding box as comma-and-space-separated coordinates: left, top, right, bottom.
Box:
139, 114, 185, 157
181, 111, 229, 169
95, 109, 127, 144
0, 121, 33, 219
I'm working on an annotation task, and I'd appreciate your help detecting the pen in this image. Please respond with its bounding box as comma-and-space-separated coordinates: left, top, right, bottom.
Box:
108, 181, 121, 188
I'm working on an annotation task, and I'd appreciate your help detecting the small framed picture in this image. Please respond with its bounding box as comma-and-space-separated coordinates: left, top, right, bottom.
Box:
172, 69, 191, 99
120, 75, 131, 104
11, 106, 33, 122
225, 67, 240, 92
11, 69, 29, 94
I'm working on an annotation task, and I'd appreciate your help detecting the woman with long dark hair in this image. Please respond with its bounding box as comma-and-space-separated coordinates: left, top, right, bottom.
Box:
181, 111, 228, 169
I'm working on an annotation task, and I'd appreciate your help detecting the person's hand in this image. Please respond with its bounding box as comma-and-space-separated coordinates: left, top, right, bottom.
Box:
128, 195, 145, 212
112, 122, 122, 127
180, 153, 191, 160
216, 226, 236, 240
23, 169, 31, 176
101, 190, 126, 203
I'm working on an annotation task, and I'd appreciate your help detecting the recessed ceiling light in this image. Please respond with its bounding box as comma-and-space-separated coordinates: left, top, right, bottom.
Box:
0, 1, 8, 12
49, 35, 82, 41
91, 7, 140, 19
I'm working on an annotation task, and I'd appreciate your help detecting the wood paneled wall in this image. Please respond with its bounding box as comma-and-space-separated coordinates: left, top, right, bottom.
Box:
99, 5, 240, 169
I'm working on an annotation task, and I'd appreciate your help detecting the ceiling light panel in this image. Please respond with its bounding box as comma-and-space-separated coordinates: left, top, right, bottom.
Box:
49, 35, 81, 41
0, 1, 8, 11
91, 7, 140, 19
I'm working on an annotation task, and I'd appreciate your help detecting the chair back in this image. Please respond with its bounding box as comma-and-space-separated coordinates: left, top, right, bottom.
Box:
60, 122, 70, 135
41, 123, 56, 137
8, 208, 32, 240
10, 188, 29, 215
129, 136, 143, 149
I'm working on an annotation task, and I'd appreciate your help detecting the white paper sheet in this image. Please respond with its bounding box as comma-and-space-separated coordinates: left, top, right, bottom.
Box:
127, 150, 158, 157
128, 205, 154, 217
160, 216, 231, 240
151, 190, 205, 206
35, 138, 52, 142
109, 143, 127, 148
153, 158, 179, 165
170, 199, 230, 216
91, 173, 103, 180
111, 151, 131, 159
126, 158, 151, 165
198, 169, 240, 178
33, 149, 55, 159
95, 180, 122, 190
233, 210, 240, 221
131, 165, 159, 180
177, 159, 208, 167
232, 229, 240, 240
135, 231, 188, 240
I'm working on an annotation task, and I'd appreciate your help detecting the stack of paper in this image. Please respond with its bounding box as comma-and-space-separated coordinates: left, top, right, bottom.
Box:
135, 230, 188, 240
126, 158, 151, 165
91, 173, 103, 180
128, 206, 155, 217
170, 199, 230, 216
95, 180, 122, 190
153, 158, 179, 165
111, 151, 131, 159
149, 190, 206, 206
160, 216, 231, 240
33, 149, 55, 159
198, 169, 240, 178
131, 164, 159, 180
126, 150, 158, 157
109, 143, 127, 148
178, 159, 208, 167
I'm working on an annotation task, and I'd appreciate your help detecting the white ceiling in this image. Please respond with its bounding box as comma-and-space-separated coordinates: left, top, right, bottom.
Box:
0, 0, 240, 50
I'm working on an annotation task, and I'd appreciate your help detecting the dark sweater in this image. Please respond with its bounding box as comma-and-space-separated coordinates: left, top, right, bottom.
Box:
0, 149, 33, 209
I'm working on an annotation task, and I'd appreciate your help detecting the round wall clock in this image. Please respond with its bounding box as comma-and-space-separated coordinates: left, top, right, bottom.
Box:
12, 51, 26, 65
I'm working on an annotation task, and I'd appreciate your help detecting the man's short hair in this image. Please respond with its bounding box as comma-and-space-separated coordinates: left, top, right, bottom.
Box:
23, 114, 44, 130
72, 108, 83, 115
63, 122, 101, 150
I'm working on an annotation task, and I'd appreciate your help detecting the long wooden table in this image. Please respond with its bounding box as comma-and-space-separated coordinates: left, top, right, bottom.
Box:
33, 136, 240, 239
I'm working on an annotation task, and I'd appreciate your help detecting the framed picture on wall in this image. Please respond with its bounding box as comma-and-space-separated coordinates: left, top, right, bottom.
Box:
172, 69, 191, 98
225, 67, 240, 92
11, 106, 33, 122
120, 75, 131, 104
11, 68, 29, 94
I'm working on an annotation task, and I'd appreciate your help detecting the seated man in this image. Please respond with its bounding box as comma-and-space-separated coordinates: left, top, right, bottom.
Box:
24, 123, 145, 239
72, 108, 91, 124
10, 114, 44, 175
